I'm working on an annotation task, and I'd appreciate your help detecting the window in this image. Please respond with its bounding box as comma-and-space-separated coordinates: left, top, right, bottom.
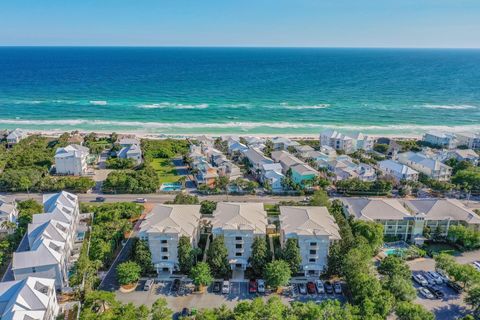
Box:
235, 252, 242, 257
309, 250, 316, 255
32, 267, 36, 273
162, 256, 168, 260
309, 258, 315, 263
310, 242, 317, 246
161, 240, 167, 244
235, 236, 242, 241
235, 244, 242, 249
161, 247, 168, 252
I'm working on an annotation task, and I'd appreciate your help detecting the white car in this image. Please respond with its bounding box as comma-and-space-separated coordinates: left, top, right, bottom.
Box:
413, 274, 428, 286
315, 280, 325, 294
427, 271, 443, 285
333, 282, 342, 294
419, 287, 435, 299
135, 198, 147, 203
257, 280, 265, 293
222, 280, 230, 294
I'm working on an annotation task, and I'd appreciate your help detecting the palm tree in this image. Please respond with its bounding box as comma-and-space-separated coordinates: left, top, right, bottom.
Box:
1, 220, 16, 233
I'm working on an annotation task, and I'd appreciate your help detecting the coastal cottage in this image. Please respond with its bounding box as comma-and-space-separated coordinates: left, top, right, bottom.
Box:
271, 137, 300, 151
290, 163, 319, 185
6, 128, 28, 147
54, 144, 90, 176
456, 132, 480, 149
279, 206, 341, 276
271, 150, 303, 174
0, 277, 59, 320
397, 151, 452, 181
378, 159, 419, 182
242, 148, 274, 175
320, 129, 355, 154
0, 196, 18, 233
117, 143, 143, 164
328, 155, 376, 182
422, 131, 458, 149
446, 149, 480, 165
211, 203, 268, 271
138, 204, 201, 274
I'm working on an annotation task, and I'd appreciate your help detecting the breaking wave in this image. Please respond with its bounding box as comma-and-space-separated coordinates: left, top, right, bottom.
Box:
423, 104, 477, 110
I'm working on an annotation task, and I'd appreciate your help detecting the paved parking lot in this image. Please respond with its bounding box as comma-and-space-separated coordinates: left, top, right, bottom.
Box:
115, 279, 345, 315
407, 254, 480, 320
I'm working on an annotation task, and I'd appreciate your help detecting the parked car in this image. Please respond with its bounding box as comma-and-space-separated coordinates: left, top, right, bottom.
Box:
212, 282, 221, 293
181, 308, 190, 317
473, 261, 480, 271
222, 280, 230, 294
426, 271, 443, 285
333, 282, 342, 294
143, 279, 154, 291
307, 282, 316, 294
315, 280, 325, 294
419, 287, 435, 299
95, 196, 106, 202
436, 269, 450, 282
249, 279, 258, 293
135, 197, 147, 203
422, 272, 438, 286
447, 280, 463, 293
298, 283, 307, 295
324, 281, 334, 294
412, 274, 428, 286
257, 280, 265, 294
426, 285, 444, 299
172, 279, 181, 292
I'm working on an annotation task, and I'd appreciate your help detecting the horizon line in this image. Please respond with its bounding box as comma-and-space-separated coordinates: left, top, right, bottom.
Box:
1, 45, 480, 50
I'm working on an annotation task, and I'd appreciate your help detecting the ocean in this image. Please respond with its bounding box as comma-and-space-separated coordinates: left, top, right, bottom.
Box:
0, 47, 479, 136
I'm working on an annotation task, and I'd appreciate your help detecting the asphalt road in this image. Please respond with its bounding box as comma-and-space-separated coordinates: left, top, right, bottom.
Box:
1, 192, 306, 204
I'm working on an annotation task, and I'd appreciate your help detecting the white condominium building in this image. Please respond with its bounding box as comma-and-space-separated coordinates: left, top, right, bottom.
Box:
211, 202, 268, 271
138, 204, 201, 274
279, 206, 341, 277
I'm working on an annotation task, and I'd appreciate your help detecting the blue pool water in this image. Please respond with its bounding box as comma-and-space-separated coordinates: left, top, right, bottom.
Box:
160, 183, 182, 191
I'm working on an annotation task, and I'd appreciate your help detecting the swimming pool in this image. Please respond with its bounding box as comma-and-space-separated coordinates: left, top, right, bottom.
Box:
160, 182, 182, 191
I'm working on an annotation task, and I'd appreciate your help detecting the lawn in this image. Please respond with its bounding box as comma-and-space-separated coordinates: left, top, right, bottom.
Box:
264, 203, 280, 216
423, 242, 461, 256
150, 158, 180, 184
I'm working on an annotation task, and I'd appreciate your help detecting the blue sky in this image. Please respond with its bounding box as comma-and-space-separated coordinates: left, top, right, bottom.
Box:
1, 0, 479, 47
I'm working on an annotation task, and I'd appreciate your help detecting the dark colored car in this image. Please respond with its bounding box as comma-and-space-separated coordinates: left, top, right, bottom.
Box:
324, 281, 334, 294
426, 285, 444, 299
95, 197, 106, 202
181, 308, 190, 317
307, 282, 316, 294
447, 281, 463, 293
249, 279, 257, 293
212, 282, 221, 293
172, 279, 181, 292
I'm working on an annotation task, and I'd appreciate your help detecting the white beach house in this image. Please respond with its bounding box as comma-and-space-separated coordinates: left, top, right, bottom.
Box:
397, 151, 452, 181
0, 277, 59, 320
55, 144, 89, 176
378, 159, 419, 182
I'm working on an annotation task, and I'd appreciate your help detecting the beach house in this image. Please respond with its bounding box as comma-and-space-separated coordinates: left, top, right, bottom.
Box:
378, 159, 419, 182
456, 132, 480, 149
12, 191, 80, 289
138, 204, 201, 274
55, 144, 89, 176
423, 131, 458, 149
290, 163, 319, 185
242, 148, 274, 175
0, 277, 59, 320
351, 132, 375, 151
117, 143, 143, 164
446, 149, 480, 165
271, 150, 303, 173
320, 129, 355, 154
211, 203, 268, 271
279, 206, 341, 276
397, 151, 452, 181
328, 155, 376, 182
271, 137, 300, 151
0, 196, 18, 233
261, 163, 285, 192
6, 128, 28, 147
341, 198, 480, 243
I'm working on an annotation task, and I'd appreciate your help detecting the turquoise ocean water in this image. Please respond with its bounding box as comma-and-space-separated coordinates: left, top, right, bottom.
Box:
0, 47, 479, 136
